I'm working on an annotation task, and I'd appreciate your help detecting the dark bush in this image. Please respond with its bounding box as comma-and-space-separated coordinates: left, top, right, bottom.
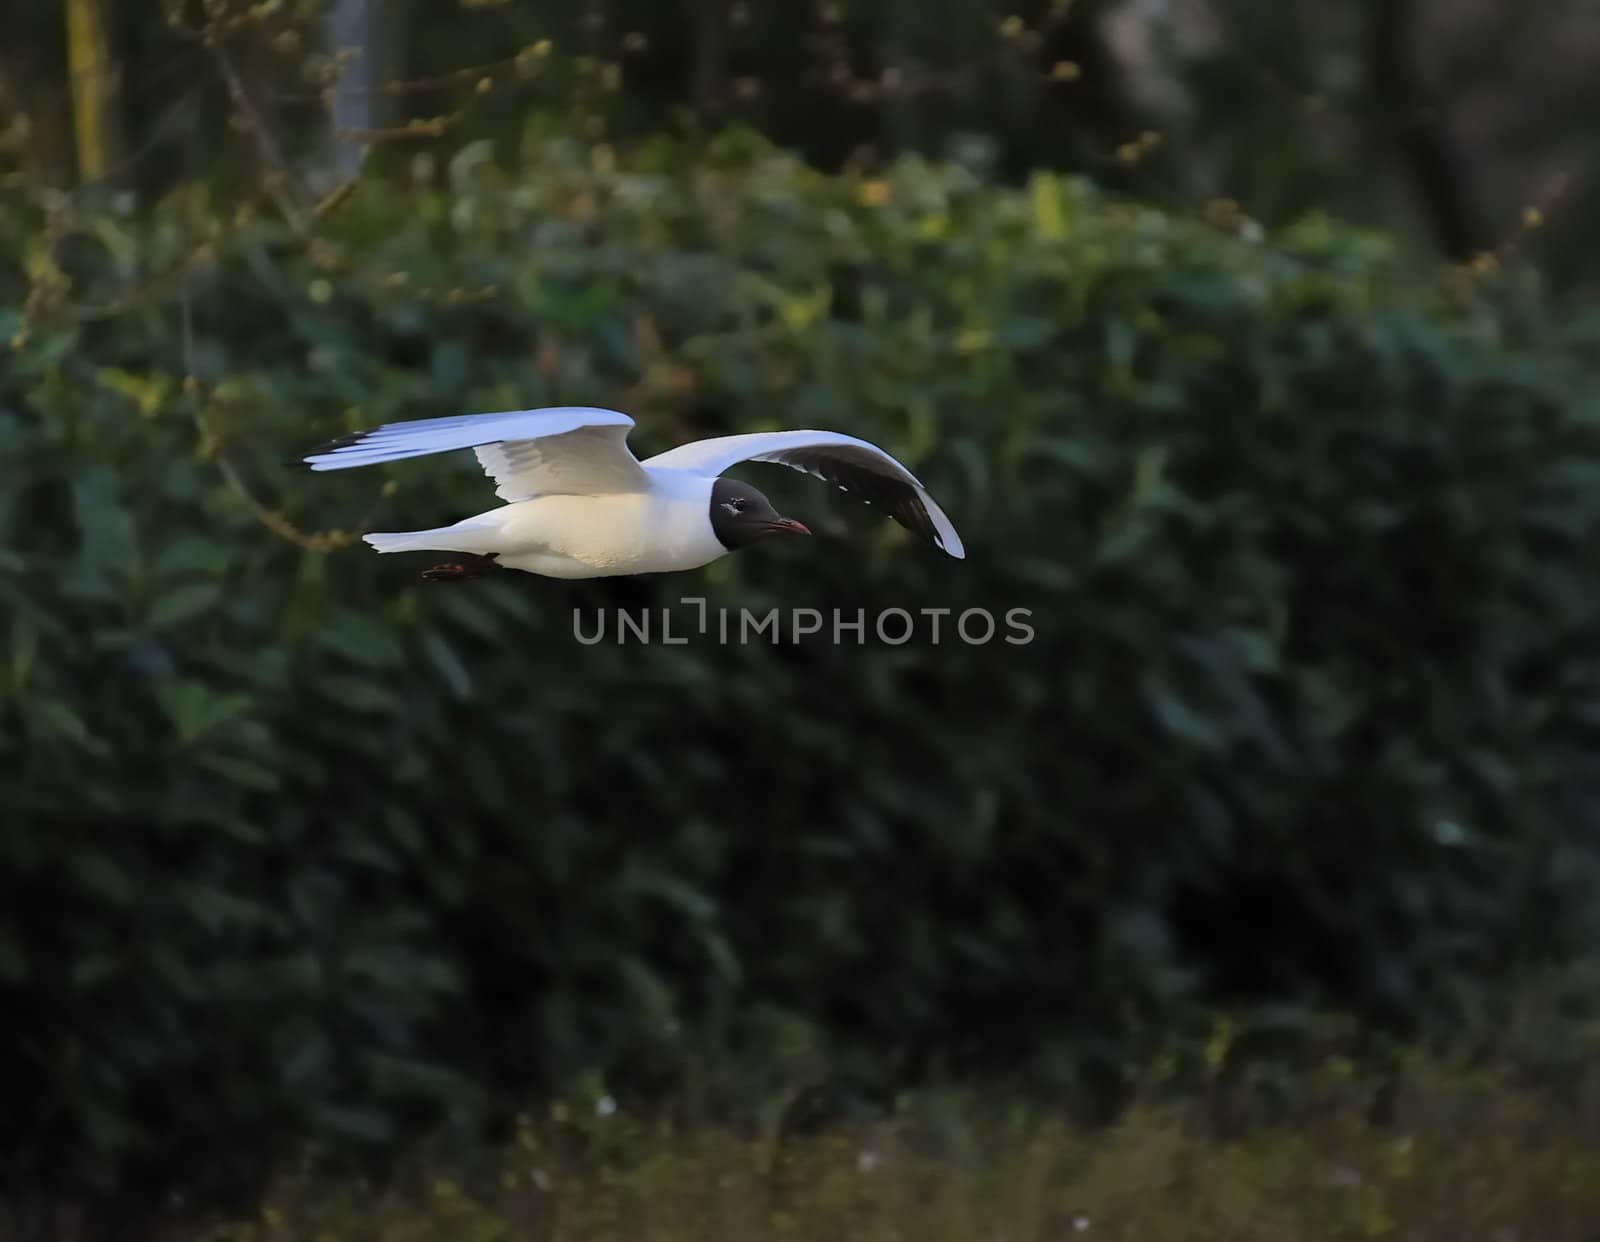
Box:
4, 133, 1600, 1214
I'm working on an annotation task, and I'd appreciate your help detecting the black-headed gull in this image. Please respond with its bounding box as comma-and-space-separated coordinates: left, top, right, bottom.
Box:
297, 406, 964, 579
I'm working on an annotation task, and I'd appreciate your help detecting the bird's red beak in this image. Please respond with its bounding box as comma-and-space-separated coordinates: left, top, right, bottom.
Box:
767, 517, 812, 536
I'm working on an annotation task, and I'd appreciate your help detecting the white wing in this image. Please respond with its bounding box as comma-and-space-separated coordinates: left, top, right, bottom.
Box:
644, 430, 964, 559
298, 407, 650, 500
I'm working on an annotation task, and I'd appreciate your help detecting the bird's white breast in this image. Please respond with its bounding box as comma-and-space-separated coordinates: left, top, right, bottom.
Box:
489, 470, 726, 578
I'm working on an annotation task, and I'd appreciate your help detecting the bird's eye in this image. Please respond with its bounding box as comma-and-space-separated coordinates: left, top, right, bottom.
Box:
721, 498, 746, 515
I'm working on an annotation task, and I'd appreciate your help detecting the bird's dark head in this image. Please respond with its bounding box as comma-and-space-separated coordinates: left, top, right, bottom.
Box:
709, 477, 811, 551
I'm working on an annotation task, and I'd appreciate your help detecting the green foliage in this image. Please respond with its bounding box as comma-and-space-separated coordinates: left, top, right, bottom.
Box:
4, 132, 1600, 1214
192, 996, 1600, 1242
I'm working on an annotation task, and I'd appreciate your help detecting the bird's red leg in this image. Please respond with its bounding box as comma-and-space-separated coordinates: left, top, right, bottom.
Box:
421, 553, 501, 582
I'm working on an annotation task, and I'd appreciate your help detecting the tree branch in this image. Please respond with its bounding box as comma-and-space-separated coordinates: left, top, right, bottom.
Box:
1364, 0, 1487, 260
209, 39, 308, 234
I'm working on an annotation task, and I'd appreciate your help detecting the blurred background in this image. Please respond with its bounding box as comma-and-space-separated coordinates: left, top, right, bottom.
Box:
6, 1, 1600, 1238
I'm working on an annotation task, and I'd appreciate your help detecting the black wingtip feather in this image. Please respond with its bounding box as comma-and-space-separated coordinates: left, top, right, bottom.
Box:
764, 446, 943, 552
307, 430, 371, 454
292, 428, 375, 468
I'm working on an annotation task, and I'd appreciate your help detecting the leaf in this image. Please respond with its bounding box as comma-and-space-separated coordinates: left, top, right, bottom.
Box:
317, 674, 400, 714
1006, 556, 1077, 591
71, 851, 133, 905
194, 752, 282, 792
29, 699, 101, 752
10, 614, 38, 693
947, 436, 989, 500
1131, 443, 1170, 511
316, 611, 406, 669
1141, 672, 1225, 750
365, 1052, 468, 1099
434, 589, 505, 641
312, 1104, 395, 1144
70, 468, 136, 572
622, 868, 717, 922
1027, 437, 1116, 476
338, 835, 399, 871
698, 928, 743, 985
1105, 317, 1136, 373
177, 882, 265, 933
148, 583, 222, 628
284, 1034, 331, 1087
154, 536, 233, 580
617, 957, 676, 1022
384, 806, 425, 858
421, 631, 473, 699
486, 581, 538, 624
1029, 171, 1067, 241
156, 679, 254, 744
97, 367, 171, 417
996, 317, 1055, 350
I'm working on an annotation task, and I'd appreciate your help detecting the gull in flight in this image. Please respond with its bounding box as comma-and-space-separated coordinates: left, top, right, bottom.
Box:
296, 406, 964, 580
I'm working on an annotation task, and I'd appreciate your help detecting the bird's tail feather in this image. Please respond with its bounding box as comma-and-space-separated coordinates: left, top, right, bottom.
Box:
363, 531, 439, 554
363, 524, 496, 555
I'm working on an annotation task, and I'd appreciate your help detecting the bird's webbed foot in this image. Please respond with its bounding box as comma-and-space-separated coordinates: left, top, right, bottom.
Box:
421, 553, 501, 582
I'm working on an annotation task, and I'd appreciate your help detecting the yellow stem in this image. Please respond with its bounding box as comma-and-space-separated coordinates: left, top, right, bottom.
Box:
65, 0, 118, 181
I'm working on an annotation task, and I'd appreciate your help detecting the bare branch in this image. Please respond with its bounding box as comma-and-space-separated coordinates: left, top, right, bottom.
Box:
210, 39, 308, 234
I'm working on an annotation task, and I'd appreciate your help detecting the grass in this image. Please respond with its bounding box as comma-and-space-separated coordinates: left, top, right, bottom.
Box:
192, 999, 1600, 1242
